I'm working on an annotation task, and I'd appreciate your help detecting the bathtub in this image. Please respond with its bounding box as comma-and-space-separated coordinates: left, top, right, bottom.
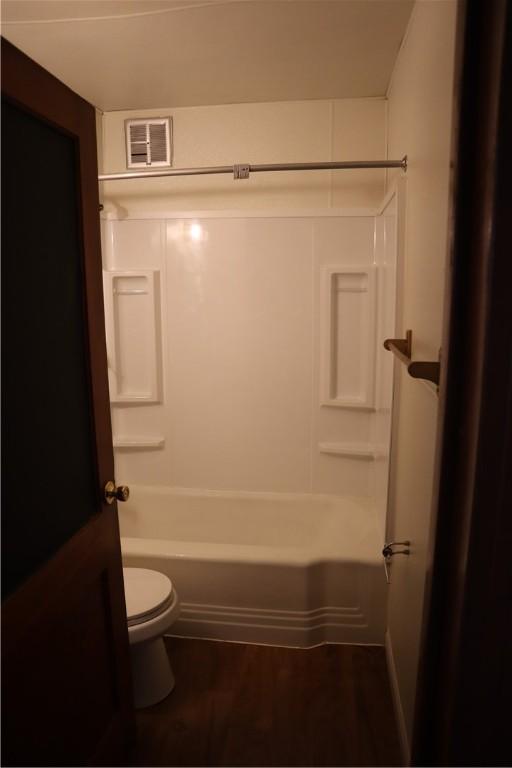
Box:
119, 486, 387, 648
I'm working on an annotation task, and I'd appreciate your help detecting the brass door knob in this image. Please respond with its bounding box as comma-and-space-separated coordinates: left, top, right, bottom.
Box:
104, 481, 130, 504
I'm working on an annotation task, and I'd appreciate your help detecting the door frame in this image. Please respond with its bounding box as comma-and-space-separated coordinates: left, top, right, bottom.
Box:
412, 0, 512, 763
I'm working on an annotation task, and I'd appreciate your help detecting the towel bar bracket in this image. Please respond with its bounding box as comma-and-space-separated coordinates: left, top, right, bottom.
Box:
384, 330, 440, 388
408, 360, 441, 386
383, 330, 412, 364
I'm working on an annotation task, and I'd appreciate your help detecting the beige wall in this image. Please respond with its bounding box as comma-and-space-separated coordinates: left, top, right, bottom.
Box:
100, 98, 386, 214
385, 0, 457, 758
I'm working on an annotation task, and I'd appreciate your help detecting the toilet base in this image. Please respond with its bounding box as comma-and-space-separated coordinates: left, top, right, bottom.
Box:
129, 636, 175, 708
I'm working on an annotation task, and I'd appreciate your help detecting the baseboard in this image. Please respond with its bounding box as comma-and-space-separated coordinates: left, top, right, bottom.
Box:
167, 600, 384, 648
385, 629, 410, 765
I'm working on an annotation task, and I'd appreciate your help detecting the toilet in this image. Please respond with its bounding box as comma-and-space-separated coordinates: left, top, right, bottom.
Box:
123, 567, 180, 709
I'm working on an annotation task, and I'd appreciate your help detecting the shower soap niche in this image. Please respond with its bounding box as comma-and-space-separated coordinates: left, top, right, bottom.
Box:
103, 270, 162, 404
320, 265, 377, 410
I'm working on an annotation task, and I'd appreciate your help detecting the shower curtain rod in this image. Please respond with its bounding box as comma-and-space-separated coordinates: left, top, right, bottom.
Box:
98, 156, 407, 182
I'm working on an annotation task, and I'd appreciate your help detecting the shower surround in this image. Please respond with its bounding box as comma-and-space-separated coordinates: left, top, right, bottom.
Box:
102, 194, 399, 645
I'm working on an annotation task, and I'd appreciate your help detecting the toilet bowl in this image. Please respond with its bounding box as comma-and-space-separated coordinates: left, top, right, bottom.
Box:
123, 567, 180, 709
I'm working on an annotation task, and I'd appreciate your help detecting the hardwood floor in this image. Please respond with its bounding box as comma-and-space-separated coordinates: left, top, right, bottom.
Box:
131, 638, 401, 767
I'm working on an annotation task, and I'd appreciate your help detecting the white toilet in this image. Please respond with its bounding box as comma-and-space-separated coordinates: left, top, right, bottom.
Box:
123, 567, 180, 709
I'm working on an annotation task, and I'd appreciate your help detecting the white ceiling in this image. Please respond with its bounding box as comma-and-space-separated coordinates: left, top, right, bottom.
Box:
1, 0, 414, 112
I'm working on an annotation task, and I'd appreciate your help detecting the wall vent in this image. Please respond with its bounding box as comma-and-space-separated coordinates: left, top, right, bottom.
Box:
125, 117, 172, 169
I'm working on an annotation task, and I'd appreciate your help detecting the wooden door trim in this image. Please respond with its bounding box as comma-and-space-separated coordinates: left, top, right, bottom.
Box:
411, 0, 511, 763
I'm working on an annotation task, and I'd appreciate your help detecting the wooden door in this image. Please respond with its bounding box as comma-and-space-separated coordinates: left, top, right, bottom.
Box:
1, 40, 134, 766
412, 1, 512, 763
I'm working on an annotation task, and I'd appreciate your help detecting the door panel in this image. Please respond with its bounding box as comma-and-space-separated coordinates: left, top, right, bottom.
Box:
2, 512, 131, 766
2, 98, 98, 598
1, 39, 134, 766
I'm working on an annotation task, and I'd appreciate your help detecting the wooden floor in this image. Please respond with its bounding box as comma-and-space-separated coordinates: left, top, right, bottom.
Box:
130, 638, 401, 767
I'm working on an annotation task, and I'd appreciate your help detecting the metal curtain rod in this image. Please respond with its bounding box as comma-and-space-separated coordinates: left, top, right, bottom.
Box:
98, 156, 407, 182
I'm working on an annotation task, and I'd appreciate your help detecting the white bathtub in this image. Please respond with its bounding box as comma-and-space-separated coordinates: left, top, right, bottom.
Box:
119, 486, 387, 648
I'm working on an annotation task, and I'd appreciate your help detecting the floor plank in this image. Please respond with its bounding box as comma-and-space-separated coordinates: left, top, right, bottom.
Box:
131, 638, 401, 767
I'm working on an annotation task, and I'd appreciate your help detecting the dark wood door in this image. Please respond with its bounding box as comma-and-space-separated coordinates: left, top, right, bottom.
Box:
412, 1, 512, 764
1, 40, 134, 766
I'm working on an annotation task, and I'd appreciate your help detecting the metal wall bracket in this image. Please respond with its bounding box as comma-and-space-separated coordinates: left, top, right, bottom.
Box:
382, 540, 411, 558
233, 164, 250, 180
382, 540, 411, 583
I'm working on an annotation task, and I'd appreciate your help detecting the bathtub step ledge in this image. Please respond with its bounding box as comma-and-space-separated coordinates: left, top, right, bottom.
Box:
170, 601, 384, 648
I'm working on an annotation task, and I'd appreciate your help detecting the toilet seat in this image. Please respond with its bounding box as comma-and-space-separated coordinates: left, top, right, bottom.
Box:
123, 567, 174, 627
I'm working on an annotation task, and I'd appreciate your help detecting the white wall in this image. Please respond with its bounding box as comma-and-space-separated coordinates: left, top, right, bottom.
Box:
100, 98, 387, 214
384, 1, 457, 758
103, 210, 395, 505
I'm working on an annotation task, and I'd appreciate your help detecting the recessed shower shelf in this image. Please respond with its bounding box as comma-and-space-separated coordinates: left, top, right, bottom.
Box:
113, 437, 165, 450
320, 265, 377, 410
384, 330, 440, 387
103, 269, 162, 404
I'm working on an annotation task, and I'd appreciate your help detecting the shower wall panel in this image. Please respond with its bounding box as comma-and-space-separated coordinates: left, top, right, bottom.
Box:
165, 217, 313, 494
101, 209, 396, 501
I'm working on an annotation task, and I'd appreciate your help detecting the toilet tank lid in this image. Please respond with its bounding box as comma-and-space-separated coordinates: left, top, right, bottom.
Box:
123, 567, 173, 621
